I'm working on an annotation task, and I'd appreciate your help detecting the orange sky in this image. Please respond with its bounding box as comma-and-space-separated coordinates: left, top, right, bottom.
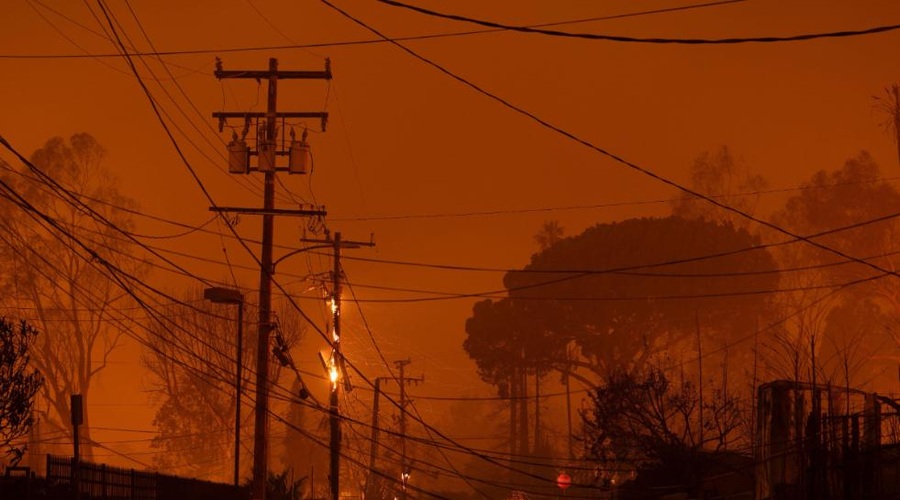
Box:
2, 0, 900, 483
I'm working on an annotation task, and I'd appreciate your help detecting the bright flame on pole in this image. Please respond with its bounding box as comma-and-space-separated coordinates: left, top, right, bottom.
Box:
328, 356, 339, 390
330, 296, 340, 342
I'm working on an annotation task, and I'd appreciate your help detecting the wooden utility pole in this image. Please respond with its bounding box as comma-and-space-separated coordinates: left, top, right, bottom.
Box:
330, 232, 343, 500
519, 348, 529, 456
213, 57, 330, 500
367, 376, 388, 492
892, 84, 900, 169
509, 373, 517, 465
71, 394, 82, 500
303, 232, 374, 500
394, 359, 423, 500
534, 373, 541, 453
696, 312, 704, 449
366, 370, 421, 498
564, 345, 574, 460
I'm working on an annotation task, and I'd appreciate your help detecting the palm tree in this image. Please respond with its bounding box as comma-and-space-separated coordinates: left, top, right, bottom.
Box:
873, 83, 900, 169
534, 220, 564, 251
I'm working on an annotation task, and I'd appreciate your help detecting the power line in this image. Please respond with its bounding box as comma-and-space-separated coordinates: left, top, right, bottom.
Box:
10, 147, 900, 305
0, 148, 320, 478
0, 176, 251, 469
330, 174, 900, 221
8, 147, 899, 277
0, 137, 226, 297
35, 0, 860, 486
71, 206, 898, 304
117, 0, 274, 202
90, 6, 388, 495
93, 0, 334, 350
334, 273, 603, 495
338, 244, 900, 279
319, 207, 900, 304
7, 133, 897, 319
337, 276, 869, 304
1, 0, 748, 59
320, 0, 900, 287
26, 0, 203, 76
377, 0, 900, 45
0, 166, 492, 486
0, 139, 280, 382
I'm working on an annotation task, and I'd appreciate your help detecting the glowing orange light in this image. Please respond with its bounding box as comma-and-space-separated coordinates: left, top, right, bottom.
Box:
328, 357, 339, 388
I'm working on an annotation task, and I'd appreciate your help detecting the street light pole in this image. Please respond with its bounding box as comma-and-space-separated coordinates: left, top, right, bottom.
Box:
204, 286, 245, 488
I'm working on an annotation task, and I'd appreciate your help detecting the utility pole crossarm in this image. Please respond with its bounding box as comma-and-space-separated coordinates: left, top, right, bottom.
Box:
214, 69, 332, 80
301, 235, 376, 249
210, 206, 327, 217
214, 57, 331, 81
213, 111, 329, 120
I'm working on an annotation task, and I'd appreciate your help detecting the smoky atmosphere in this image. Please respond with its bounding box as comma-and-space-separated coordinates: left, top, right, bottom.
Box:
1, 1, 900, 500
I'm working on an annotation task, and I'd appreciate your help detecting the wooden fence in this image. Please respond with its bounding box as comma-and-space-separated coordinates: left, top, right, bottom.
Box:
42, 455, 245, 500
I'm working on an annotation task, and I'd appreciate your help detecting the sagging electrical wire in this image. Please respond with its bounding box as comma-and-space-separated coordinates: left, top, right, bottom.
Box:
377, 0, 900, 45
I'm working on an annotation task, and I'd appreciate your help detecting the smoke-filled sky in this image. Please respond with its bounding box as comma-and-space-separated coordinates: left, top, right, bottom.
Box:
2, 0, 900, 479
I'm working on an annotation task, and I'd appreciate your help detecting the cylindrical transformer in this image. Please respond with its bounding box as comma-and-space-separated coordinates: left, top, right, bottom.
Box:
258, 141, 277, 172
289, 139, 310, 174
228, 139, 249, 174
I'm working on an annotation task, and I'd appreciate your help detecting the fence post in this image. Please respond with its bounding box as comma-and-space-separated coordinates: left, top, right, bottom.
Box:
70, 455, 77, 500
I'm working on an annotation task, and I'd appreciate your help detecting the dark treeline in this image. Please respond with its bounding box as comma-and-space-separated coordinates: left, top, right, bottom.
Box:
462, 146, 900, 497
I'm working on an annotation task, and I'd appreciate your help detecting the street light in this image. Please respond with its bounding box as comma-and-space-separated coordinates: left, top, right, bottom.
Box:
204, 286, 244, 488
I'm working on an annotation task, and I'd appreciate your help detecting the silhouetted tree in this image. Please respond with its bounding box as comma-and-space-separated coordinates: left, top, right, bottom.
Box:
583, 365, 745, 493
465, 216, 778, 483
504, 216, 779, 383
144, 292, 304, 481
267, 469, 306, 500
819, 297, 893, 401
766, 152, 900, 392
671, 146, 767, 230
464, 296, 562, 458
534, 220, 564, 251
144, 290, 250, 481
873, 84, 900, 169
0, 133, 143, 461
0, 318, 43, 466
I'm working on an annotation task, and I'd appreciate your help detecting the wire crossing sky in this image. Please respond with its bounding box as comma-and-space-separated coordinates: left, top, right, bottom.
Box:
2, 0, 900, 494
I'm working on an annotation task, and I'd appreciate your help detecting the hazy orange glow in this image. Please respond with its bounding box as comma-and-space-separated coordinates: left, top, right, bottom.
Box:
2, 1, 900, 496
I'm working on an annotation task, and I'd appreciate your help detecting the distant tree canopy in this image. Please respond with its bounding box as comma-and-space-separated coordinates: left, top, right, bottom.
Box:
464, 298, 559, 389
490, 216, 779, 382
144, 292, 305, 482
765, 151, 900, 391
671, 146, 767, 229
0, 133, 143, 461
144, 289, 257, 481
466, 144, 900, 493
463, 216, 777, 483
774, 151, 898, 264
